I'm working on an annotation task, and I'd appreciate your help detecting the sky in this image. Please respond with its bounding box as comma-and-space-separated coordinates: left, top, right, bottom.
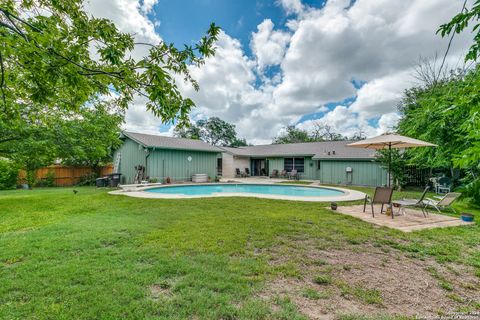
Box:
85, 0, 473, 144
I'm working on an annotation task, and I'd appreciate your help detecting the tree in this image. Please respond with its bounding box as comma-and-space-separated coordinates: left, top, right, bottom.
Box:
230, 137, 248, 147
273, 123, 347, 144
9, 125, 58, 188
311, 123, 346, 141
174, 117, 247, 147
0, 1, 220, 128
173, 124, 201, 140
438, 0, 480, 62
431, 2, 480, 204
397, 65, 480, 203
196, 117, 237, 146
55, 103, 124, 171
351, 128, 367, 141
0, 158, 18, 189
1, 102, 124, 188
0, 0, 219, 186
398, 68, 478, 169
375, 149, 407, 190
273, 126, 313, 144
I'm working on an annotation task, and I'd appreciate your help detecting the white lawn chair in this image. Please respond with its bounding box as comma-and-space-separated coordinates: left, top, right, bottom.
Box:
423, 192, 461, 213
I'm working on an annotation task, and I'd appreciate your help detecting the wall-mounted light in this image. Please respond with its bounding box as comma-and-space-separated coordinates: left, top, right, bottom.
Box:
187, 156, 192, 162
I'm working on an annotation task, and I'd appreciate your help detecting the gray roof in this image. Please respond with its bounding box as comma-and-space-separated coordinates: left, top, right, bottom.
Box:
220, 141, 377, 159
122, 131, 222, 152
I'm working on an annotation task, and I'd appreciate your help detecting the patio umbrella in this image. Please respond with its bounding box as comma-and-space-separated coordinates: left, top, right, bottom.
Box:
346, 134, 437, 187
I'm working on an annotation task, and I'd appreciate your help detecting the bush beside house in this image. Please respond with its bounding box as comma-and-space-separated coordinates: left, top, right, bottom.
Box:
0, 159, 19, 190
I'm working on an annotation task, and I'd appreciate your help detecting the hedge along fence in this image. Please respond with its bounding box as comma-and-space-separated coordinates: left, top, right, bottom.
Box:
18, 165, 113, 187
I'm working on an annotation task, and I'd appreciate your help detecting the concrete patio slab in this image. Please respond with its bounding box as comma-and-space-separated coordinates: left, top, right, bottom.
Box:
334, 205, 473, 232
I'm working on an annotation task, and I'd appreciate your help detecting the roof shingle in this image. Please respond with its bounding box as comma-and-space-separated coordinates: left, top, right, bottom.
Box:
122, 131, 222, 152
123, 131, 376, 159
220, 141, 376, 159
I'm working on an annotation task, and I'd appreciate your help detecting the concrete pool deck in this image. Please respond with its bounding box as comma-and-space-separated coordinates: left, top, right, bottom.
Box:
110, 179, 366, 202
334, 205, 473, 232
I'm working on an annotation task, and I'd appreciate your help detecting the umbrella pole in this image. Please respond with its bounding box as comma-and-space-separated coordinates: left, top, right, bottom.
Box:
388, 143, 391, 188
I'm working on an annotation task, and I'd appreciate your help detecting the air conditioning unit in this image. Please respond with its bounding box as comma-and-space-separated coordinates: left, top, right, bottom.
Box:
346, 167, 353, 173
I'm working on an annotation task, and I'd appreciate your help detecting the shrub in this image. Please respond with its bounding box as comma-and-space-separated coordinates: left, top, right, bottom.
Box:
0, 159, 19, 190
462, 177, 480, 206
35, 170, 56, 187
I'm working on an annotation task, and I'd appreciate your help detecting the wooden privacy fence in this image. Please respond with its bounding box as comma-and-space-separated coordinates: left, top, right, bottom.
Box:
18, 165, 113, 186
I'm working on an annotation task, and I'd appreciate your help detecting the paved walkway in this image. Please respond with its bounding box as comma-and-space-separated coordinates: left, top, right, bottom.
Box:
335, 205, 473, 232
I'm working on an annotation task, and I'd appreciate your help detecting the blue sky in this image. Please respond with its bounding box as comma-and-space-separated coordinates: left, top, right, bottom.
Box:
149, 0, 328, 134
149, 0, 324, 55
148, 0, 357, 137
96, 0, 470, 143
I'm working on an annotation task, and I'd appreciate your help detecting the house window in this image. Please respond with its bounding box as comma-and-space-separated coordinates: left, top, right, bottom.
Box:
284, 157, 304, 173
284, 158, 294, 172
294, 158, 305, 173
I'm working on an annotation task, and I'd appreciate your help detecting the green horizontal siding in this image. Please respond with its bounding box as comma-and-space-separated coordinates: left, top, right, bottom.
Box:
147, 149, 219, 182
318, 160, 387, 186
114, 139, 147, 184
267, 157, 283, 173
267, 156, 386, 186
115, 139, 386, 186
304, 157, 315, 179
114, 138, 220, 183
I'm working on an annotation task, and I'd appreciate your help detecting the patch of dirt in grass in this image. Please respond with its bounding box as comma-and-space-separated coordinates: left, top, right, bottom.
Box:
148, 283, 173, 300
1, 257, 24, 267
261, 244, 480, 319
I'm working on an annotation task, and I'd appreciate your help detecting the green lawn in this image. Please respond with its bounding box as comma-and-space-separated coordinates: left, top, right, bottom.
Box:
0, 187, 479, 319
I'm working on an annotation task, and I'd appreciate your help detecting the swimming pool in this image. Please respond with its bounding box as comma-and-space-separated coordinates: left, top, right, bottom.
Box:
111, 183, 366, 202
145, 184, 344, 197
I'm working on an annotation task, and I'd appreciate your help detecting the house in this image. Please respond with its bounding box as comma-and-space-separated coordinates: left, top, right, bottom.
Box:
220, 141, 387, 186
114, 131, 222, 184
114, 131, 387, 187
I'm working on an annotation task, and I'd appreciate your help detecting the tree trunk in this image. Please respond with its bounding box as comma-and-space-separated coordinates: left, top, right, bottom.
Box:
26, 168, 36, 190
92, 161, 101, 177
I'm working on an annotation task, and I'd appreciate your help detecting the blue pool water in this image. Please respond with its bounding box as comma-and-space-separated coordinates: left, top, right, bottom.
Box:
145, 184, 344, 197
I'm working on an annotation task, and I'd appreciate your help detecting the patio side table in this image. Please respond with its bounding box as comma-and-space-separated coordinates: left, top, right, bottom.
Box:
392, 199, 428, 218
392, 199, 417, 216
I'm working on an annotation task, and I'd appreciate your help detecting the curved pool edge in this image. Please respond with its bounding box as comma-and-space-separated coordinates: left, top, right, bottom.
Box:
109, 183, 366, 202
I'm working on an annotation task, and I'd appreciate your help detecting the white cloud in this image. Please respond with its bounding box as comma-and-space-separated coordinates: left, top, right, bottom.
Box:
123, 96, 164, 134
85, 0, 473, 143
378, 112, 401, 134
86, 0, 166, 134
140, 0, 158, 13
176, 32, 283, 144
349, 70, 413, 119
250, 19, 291, 71
273, 0, 470, 115
277, 0, 304, 15
85, 0, 161, 58
297, 105, 374, 139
